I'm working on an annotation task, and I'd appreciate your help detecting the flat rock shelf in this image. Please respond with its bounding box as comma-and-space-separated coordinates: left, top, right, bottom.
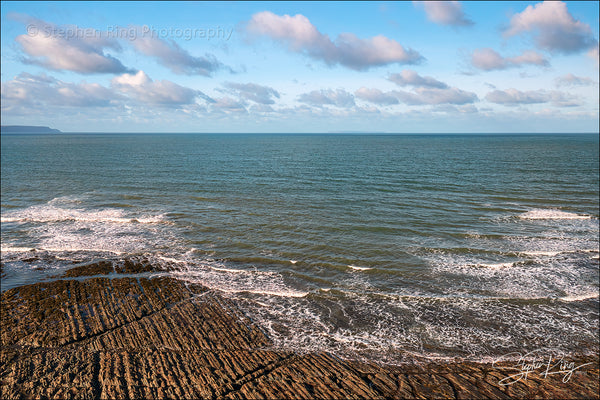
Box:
1, 261, 598, 399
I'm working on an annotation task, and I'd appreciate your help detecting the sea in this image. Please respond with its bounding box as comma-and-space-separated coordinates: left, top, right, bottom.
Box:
1, 133, 598, 364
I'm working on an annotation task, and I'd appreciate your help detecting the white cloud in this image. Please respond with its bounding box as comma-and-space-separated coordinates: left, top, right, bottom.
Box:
394, 87, 478, 105
1, 73, 116, 110
11, 16, 229, 76
432, 104, 478, 114
588, 45, 599, 68
471, 48, 549, 71
385, 70, 477, 105
211, 97, 248, 113
486, 88, 579, 107
355, 87, 477, 107
13, 16, 130, 74
111, 71, 208, 106
387, 70, 448, 88
298, 89, 355, 107
503, 1, 597, 54
246, 11, 423, 70
354, 87, 399, 105
555, 73, 597, 87
248, 104, 275, 113
129, 28, 229, 76
222, 82, 280, 104
414, 1, 473, 27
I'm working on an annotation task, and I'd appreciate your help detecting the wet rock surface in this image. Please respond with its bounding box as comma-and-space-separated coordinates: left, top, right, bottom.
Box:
61, 257, 174, 278
1, 262, 598, 399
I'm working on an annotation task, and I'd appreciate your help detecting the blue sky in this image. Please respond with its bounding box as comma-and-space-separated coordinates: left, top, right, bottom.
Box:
1, 1, 598, 133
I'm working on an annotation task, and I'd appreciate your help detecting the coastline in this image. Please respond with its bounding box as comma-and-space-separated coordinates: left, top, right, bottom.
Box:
1, 261, 598, 399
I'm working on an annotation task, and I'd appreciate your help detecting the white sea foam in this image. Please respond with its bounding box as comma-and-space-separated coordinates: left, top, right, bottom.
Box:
426, 245, 599, 303
209, 266, 249, 273
168, 261, 309, 299
519, 209, 592, 220
474, 262, 514, 269
0, 246, 36, 253
290, 260, 298, 264
0, 199, 179, 256
132, 215, 166, 224
519, 249, 599, 257
229, 284, 600, 365
348, 265, 373, 271
1, 199, 166, 225
221, 288, 309, 298
2, 218, 177, 254
559, 293, 599, 302
157, 255, 187, 264
1, 211, 165, 224
0, 246, 124, 255
35, 226, 143, 254
38, 247, 124, 255
519, 251, 563, 257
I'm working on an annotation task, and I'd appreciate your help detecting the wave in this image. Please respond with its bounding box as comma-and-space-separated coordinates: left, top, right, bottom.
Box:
1, 198, 179, 256
519, 209, 592, 220
1, 197, 166, 225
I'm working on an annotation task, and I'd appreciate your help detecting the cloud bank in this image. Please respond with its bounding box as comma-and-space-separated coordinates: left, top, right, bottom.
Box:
1, 72, 116, 108
486, 88, 578, 107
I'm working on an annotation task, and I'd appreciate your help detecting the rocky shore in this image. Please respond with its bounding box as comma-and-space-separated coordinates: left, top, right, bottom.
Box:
1, 259, 598, 399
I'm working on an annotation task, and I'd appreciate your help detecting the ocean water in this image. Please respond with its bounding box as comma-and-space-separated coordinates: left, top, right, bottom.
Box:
1, 133, 598, 363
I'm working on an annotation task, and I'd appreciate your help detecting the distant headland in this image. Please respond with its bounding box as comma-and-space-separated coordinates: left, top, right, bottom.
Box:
1, 125, 62, 134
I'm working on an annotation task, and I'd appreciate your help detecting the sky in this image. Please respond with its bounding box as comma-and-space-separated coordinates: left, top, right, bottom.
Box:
1, 1, 598, 133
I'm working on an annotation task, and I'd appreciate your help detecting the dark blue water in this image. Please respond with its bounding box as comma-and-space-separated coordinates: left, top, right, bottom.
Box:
1, 133, 598, 363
